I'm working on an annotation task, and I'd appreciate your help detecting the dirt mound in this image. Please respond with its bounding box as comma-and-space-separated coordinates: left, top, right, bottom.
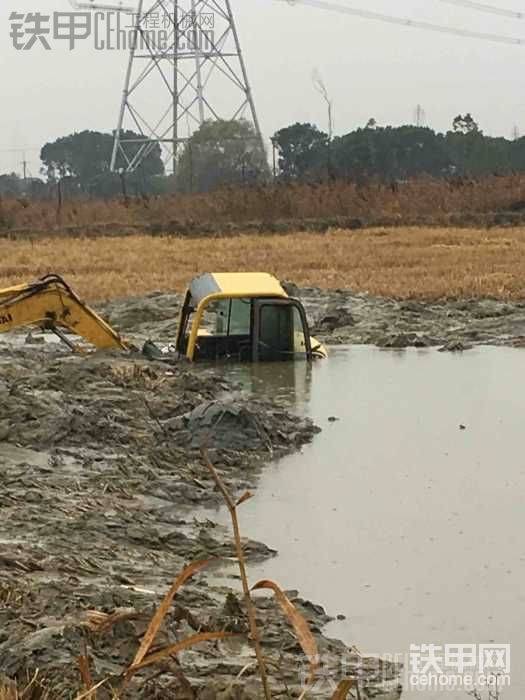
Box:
169, 399, 320, 452
103, 292, 182, 336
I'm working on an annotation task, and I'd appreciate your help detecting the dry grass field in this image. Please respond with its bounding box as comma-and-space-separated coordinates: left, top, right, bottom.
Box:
3, 226, 525, 301
3, 174, 525, 233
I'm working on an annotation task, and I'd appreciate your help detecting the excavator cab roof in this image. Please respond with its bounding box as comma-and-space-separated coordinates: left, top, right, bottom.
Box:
189, 273, 288, 306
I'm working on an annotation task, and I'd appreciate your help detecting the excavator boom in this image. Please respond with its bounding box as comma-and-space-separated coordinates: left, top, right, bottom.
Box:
0, 274, 128, 351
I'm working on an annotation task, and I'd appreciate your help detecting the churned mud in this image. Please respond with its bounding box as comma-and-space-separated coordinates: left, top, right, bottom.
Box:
101, 284, 525, 351
292, 285, 525, 350
0, 290, 403, 698
2, 282, 525, 697
2, 282, 524, 697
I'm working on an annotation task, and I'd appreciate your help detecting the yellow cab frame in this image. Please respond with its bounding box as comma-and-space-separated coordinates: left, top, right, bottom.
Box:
175, 272, 326, 362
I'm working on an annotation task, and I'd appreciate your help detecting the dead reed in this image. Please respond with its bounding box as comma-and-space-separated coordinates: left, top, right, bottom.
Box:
54, 451, 354, 698
4, 174, 525, 232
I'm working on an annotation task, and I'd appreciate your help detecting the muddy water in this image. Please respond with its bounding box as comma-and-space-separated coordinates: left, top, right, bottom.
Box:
211, 347, 525, 699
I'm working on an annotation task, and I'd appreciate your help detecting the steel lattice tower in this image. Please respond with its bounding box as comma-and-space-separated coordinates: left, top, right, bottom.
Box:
110, 0, 263, 174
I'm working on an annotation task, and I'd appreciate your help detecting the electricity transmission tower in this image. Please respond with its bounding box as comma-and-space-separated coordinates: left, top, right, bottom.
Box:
414, 104, 426, 127
110, 0, 264, 175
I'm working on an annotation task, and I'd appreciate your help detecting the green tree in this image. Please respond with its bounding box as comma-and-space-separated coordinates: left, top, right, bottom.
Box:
0, 173, 24, 196
272, 122, 330, 181
332, 126, 452, 180
176, 120, 268, 192
452, 113, 480, 135
40, 130, 164, 195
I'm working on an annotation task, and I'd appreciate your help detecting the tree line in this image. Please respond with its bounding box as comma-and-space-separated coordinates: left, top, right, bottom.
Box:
2, 114, 525, 198
273, 115, 525, 182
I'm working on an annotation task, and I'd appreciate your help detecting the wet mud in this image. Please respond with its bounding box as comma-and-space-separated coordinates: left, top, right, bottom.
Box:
3, 282, 524, 696
295, 286, 525, 350
3, 281, 524, 696
0, 298, 400, 698
104, 284, 525, 351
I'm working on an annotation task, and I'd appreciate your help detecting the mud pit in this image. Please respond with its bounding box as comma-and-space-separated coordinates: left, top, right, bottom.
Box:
3, 284, 520, 698
101, 283, 525, 351
296, 287, 525, 350
0, 293, 402, 699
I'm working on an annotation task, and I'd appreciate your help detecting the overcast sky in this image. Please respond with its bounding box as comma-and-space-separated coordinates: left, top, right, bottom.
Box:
1, 0, 525, 176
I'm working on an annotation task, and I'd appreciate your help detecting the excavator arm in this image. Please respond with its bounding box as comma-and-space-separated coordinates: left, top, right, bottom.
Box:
0, 274, 129, 351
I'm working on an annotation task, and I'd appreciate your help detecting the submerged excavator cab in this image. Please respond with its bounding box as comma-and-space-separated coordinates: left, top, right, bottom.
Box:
0, 272, 327, 362
175, 273, 327, 362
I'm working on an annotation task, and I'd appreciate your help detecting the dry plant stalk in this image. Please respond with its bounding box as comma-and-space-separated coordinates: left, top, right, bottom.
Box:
77, 649, 94, 698
129, 631, 237, 673
252, 580, 319, 679
252, 580, 319, 665
84, 608, 138, 634
330, 679, 356, 699
122, 558, 235, 694
73, 678, 109, 700
201, 448, 272, 700
0, 671, 49, 700
129, 558, 216, 670
74, 559, 236, 698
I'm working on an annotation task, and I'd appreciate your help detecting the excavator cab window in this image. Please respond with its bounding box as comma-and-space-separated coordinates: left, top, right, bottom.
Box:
176, 291, 316, 362
252, 299, 312, 361
192, 298, 253, 361
176, 293, 254, 361
214, 299, 251, 336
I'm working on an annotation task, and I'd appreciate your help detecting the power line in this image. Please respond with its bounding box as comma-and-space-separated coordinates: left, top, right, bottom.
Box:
280, 0, 525, 45
439, 0, 525, 20
0, 147, 40, 153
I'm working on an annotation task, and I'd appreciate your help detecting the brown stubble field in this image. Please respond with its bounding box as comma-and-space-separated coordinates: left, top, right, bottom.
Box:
2, 226, 525, 301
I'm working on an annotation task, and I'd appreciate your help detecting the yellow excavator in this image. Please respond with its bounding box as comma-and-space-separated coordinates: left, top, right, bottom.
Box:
0, 273, 327, 361
0, 274, 128, 352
